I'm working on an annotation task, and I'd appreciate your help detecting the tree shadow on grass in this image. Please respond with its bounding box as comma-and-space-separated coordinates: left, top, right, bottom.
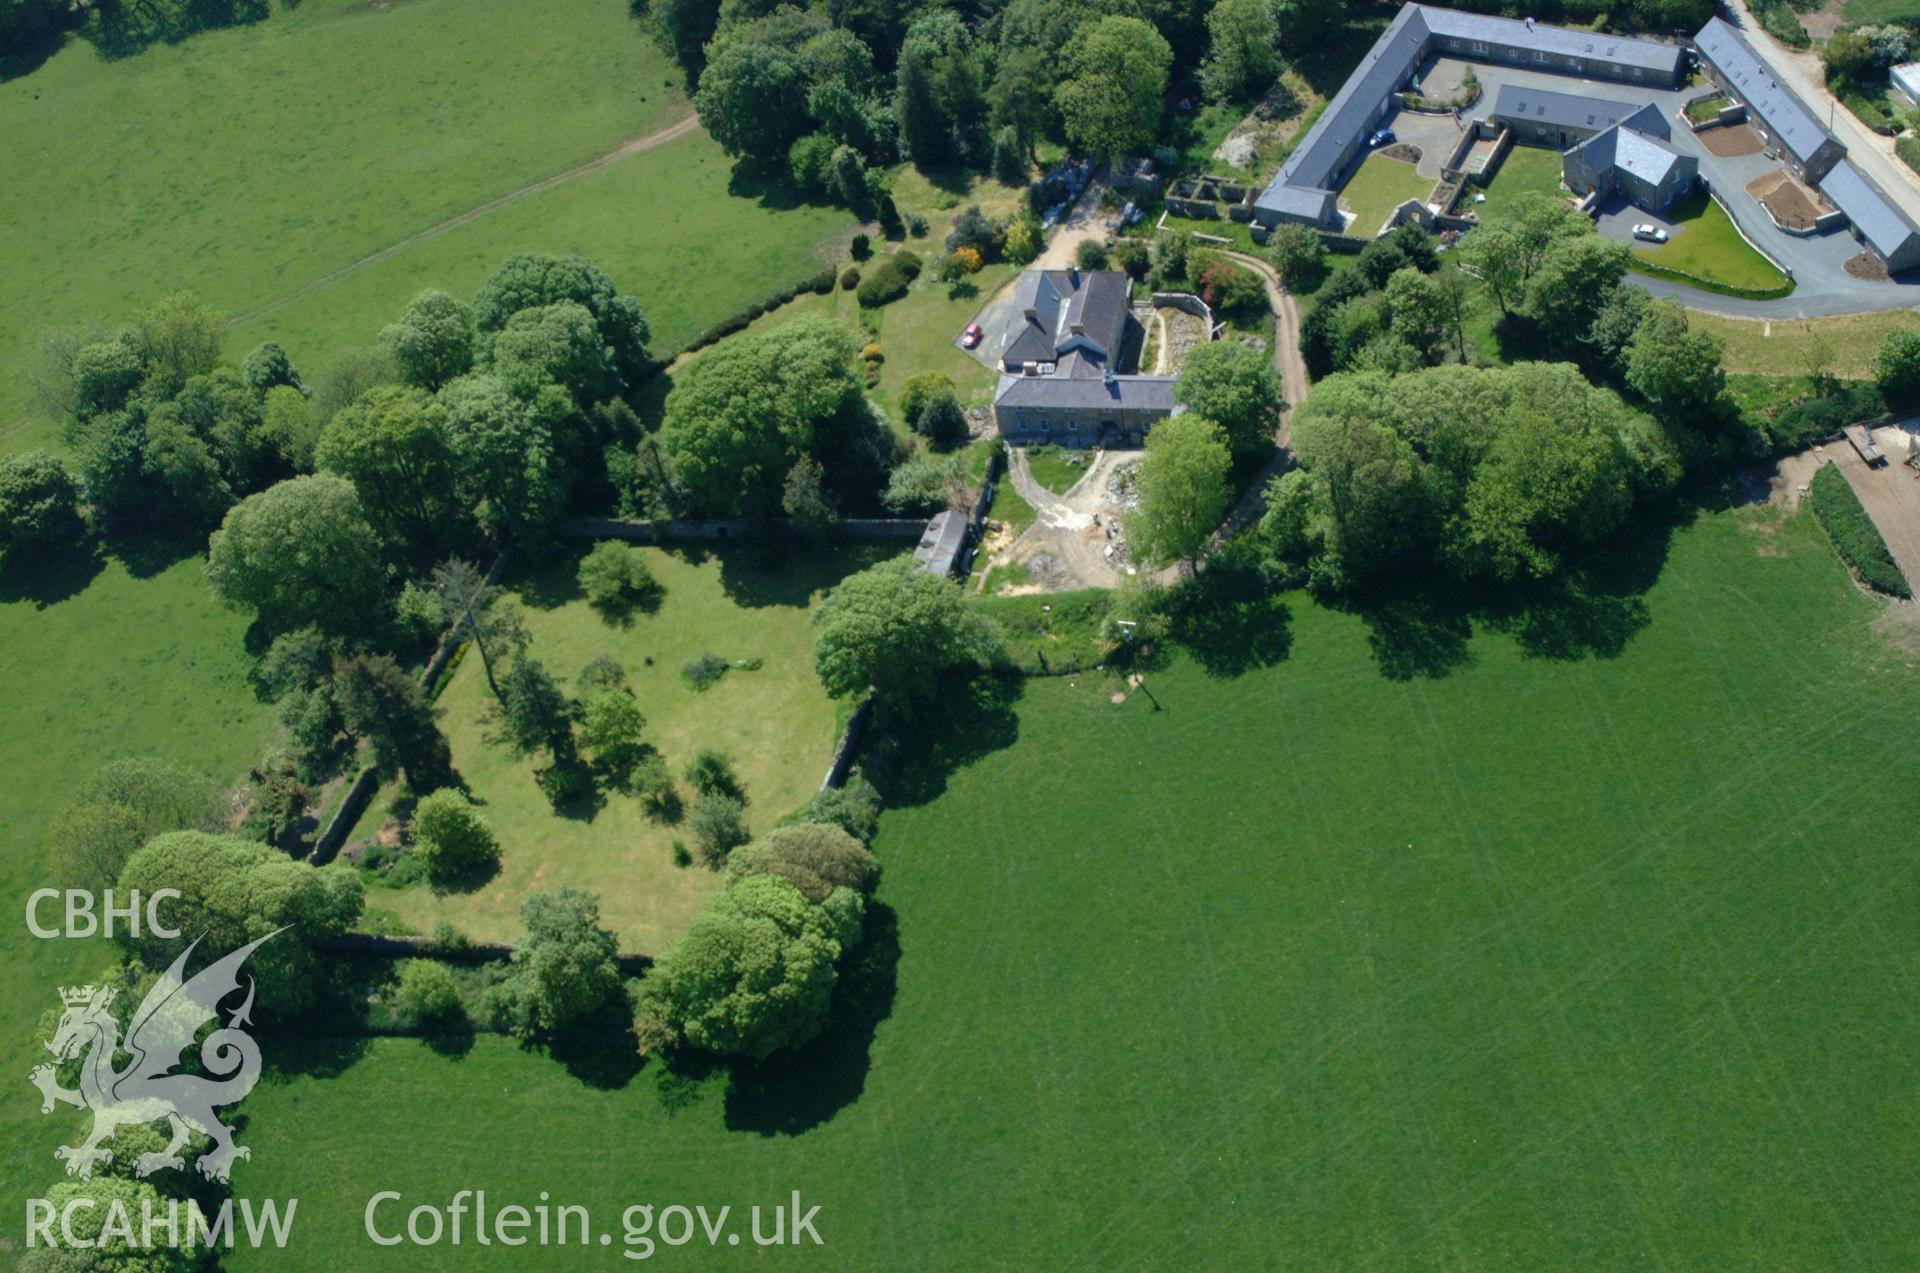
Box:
542, 999, 644, 1090
422, 1019, 478, 1060
1163, 557, 1295, 677
723, 901, 900, 1136
864, 670, 1022, 809
712, 541, 896, 610
1343, 500, 1683, 680
102, 524, 205, 579
258, 1029, 371, 1082
514, 545, 587, 611
0, 536, 105, 609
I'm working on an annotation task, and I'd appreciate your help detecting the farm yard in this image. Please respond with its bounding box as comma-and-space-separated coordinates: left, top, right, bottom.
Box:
1475, 144, 1569, 210
228, 505, 1920, 1270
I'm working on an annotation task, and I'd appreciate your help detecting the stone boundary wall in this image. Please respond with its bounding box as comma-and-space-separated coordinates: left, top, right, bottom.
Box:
557, 517, 929, 544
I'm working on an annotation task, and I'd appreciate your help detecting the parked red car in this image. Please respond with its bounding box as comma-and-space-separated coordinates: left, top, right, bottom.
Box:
961, 322, 983, 349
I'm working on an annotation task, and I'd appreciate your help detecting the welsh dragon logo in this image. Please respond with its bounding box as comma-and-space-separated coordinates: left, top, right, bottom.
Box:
29, 930, 280, 1182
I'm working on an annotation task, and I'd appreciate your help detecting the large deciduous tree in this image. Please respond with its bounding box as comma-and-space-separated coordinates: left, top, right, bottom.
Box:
486, 888, 626, 1037
811, 556, 1001, 706
1200, 0, 1281, 103
315, 384, 463, 554
1131, 416, 1234, 570
1055, 17, 1172, 161
381, 290, 476, 392
1174, 341, 1285, 460
206, 475, 387, 634
0, 449, 83, 554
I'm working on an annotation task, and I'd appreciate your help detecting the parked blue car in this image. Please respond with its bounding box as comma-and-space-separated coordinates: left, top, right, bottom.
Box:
1369, 128, 1396, 149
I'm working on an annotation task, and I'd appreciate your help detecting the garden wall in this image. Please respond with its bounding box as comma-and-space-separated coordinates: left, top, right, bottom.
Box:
323, 931, 654, 974
558, 517, 929, 543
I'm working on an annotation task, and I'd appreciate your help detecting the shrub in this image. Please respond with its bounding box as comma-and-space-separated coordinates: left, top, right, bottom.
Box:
580, 689, 649, 782
0, 450, 84, 553
689, 792, 750, 866
856, 261, 910, 307
430, 921, 472, 954
1114, 238, 1152, 279
806, 267, 836, 295
727, 821, 880, 902
671, 839, 693, 867
1768, 382, 1887, 452
1809, 463, 1910, 596
577, 541, 660, 614
1075, 239, 1111, 271
681, 652, 731, 691
683, 747, 743, 799
535, 757, 595, 809
575, 654, 627, 694
394, 958, 464, 1026
840, 266, 861, 290
632, 755, 681, 822
411, 788, 500, 880
894, 249, 923, 279
850, 233, 871, 260
906, 212, 929, 237
795, 775, 882, 842
861, 342, 885, 362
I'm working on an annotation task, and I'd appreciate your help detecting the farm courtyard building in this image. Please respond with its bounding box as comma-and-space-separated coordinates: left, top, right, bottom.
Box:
1253, 4, 1685, 229
1564, 122, 1698, 210
1693, 17, 1845, 183
1490, 85, 1667, 149
992, 268, 1182, 448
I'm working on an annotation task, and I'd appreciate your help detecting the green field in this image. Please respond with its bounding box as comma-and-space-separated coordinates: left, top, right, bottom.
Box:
1632, 190, 1791, 293
1340, 152, 1436, 237
0, 0, 853, 455
221, 501, 1920, 1268
0, 548, 276, 1228
1844, 0, 1920, 24
366, 544, 884, 954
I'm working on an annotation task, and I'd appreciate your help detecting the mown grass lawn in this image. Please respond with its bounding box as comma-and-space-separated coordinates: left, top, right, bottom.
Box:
364, 543, 893, 954
0, 0, 688, 452
1339, 152, 1435, 236
0, 547, 275, 1230
230, 501, 1920, 1269
1477, 143, 1567, 209
1022, 444, 1094, 494
1632, 190, 1790, 292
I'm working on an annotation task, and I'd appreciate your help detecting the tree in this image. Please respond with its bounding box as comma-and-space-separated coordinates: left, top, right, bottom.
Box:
1385, 266, 1448, 362
381, 290, 475, 392
119, 831, 363, 1018
1056, 17, 1172, 161
1130, 416, 1233, 570
433, 557, 526, 701
992, 125, 1027, 185
689, 791, 752, 866
1200, 0, 1280, 103
579, 689, 649, 783
683, 747, 744, 799
411, 788, 499, 880
437, 372, 565, 546
883, 451, 968, 514
46, 756, 224, 890
470, 253, 650, 389
495, 656, 575, 757
491, 301, 615, 405
206, 475, 387, 634
1174, 342, 1284, 459
487, 888, 625, 1037
241, 340, 304, 395
1267, 223, 1327, 290
899, 372, 956, 427
70, 339, 146, 420
1076, 238, 1111, 272
812, 556, 1001, 706
916, 393, 969, 449
128, 291, 222, 399
726, 821, 880, 901
577, 541, 661, 616
0, 449, 83, 553
1625, 301, 1727, 423
1525, 235, 1630, 347
644, 873, 852, 1059
1584, 281, 1650, 375
1154, 228, 1194, 281
1874, 327, 1920, 398
783, 456, 842, 543
334, 653, 452, 789
394, 958, 464, 1025
659, 315, 873, 517
697, 39, 812, 161
315, 384, 462, 554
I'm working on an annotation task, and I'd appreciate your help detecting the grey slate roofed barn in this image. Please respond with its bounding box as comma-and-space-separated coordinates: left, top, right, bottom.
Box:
994, 372, 1178, 413
1575, 125, 1684, 185
1492, 84, 1640, 134
1817, 159, 1920, 271
1001, 269, 1130, 369
1693, 17, 1837, 173
1255, 4, 1684, 227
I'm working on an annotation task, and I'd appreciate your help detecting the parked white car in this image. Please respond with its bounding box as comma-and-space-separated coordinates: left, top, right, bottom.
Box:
1632, 223, 1669, 244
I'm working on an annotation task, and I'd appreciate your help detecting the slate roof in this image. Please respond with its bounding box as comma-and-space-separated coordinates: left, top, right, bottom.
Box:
993, 373, 1179, 413
1694, 18, 1835, 169
1573, 125, 1687, 186
1894, 61, 1920, 101
1000, 269, 1130, 366
913, 511, 969, 578
1256, 4, 1683, 223
1817, 159, 1920, 264
1492, 84, 1641, 134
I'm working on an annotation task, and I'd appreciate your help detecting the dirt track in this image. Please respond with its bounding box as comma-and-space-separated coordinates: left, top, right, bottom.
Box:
1217, 250, 1310, 535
